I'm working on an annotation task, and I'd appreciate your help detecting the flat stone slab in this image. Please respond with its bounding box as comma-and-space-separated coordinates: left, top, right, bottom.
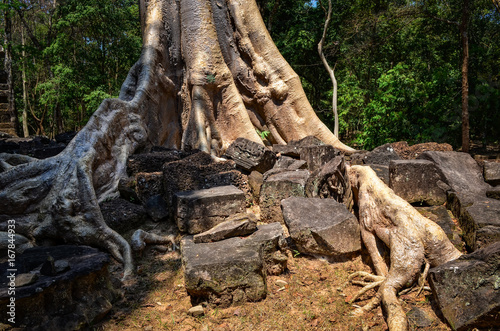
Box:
193, 213, 258, 243
429, 242, 500, 331
419, 151, 491, 195
281, 197, 361, 258
259, 170, 310, 223
182, 223, 287, 307
389, 159, 449, 206
484, 161, 500, 186
0, 245, 116, 330
224, 137, 276, 173
174, 185, 246, 234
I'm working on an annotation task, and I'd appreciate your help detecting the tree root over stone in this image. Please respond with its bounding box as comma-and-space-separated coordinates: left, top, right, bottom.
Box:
0, 0, 354, 281
345, 165, 462, 331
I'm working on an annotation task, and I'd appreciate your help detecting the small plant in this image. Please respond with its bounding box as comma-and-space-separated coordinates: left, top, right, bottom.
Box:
292, 249, 301, 258
206, 74, 216, 83
256, 129, 271, 140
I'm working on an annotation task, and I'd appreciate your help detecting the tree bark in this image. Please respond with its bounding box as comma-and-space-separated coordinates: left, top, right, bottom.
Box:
21, 27, 29, 137
318, 0, 339, 138
0, 0, 354, 280
3, 0, 19, 136
493, 0, 500, 14
347, 165, 462, 331
460, 0, 470, 153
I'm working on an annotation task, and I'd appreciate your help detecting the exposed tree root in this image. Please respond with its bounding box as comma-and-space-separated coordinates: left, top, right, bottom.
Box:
346, 165, 462, 331
131, 229, 176, 254
0, 0, 354, 281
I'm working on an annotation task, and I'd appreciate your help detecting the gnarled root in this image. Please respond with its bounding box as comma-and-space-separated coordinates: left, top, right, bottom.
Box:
346, 271, 385, 305
346, 165, 463, 331
131, 229, 176, 254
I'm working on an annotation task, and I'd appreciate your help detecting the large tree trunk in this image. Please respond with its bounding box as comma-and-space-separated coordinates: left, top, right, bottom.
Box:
0, 0, 353, 279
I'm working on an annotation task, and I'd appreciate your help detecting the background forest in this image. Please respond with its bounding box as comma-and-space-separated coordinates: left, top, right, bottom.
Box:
1, 0, 499, 150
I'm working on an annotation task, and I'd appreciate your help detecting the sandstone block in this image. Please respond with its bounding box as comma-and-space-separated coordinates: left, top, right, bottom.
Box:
259, 170, 309, 223
429, 242, 500, 331
224, 137, 276, 173
389, 159, 449, 206
281, 197, 361, 258
174, 185, 246, 234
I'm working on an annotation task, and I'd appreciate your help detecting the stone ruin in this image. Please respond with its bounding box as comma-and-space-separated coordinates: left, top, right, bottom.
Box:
1, 137, 499, 330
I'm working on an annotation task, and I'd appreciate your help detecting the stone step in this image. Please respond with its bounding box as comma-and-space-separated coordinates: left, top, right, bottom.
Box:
0, 123, 15, 130
181, 222, 287, 306
0, 103, 7, 110
0, 83, 8, 90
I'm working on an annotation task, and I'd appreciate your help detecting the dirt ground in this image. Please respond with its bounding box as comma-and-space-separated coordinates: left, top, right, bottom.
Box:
96, 242, 452, 331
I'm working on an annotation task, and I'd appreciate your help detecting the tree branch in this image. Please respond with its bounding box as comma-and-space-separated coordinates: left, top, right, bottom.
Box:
15, 8, 44, 51
317, 0, 339, 137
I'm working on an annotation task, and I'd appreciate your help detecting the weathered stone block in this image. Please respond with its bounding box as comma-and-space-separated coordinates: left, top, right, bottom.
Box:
299, 145, 341, 172
419, 151, 490, 195
224, 137, 276, 173
136, 171, 163, 203
272, 136, 324, 157
174, 185, 246, 234
193, 213, 258, 243
429, 242, 500, 331
281, 197, 361, 258
181, 236, 267, 307
144, 194, 170, 222
162, 151, 236, 208
248, 170, 264, 199
0, 246, 117, 331
259, 170, 310, 223
484, 161, 500, 186
127, 150, 185, 176
448, 192, 500, 251
242, 222, 287, 275
363, 143, 401, 165
389, 159, 449, 206
100, 198, 148, 234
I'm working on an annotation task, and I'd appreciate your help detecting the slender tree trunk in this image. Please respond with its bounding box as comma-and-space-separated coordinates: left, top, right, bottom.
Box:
318, 0, 339, 138
21, 28, 29, 137
493, 0, 500, 14
3, 0, 19, 136
460, 0, 470, 153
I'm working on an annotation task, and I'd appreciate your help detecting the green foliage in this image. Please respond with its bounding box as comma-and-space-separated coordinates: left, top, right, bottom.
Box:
256, 129, 271, 140
4, 0, 141, 136
266, 0, 499, 149
2, 0, 499, 148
